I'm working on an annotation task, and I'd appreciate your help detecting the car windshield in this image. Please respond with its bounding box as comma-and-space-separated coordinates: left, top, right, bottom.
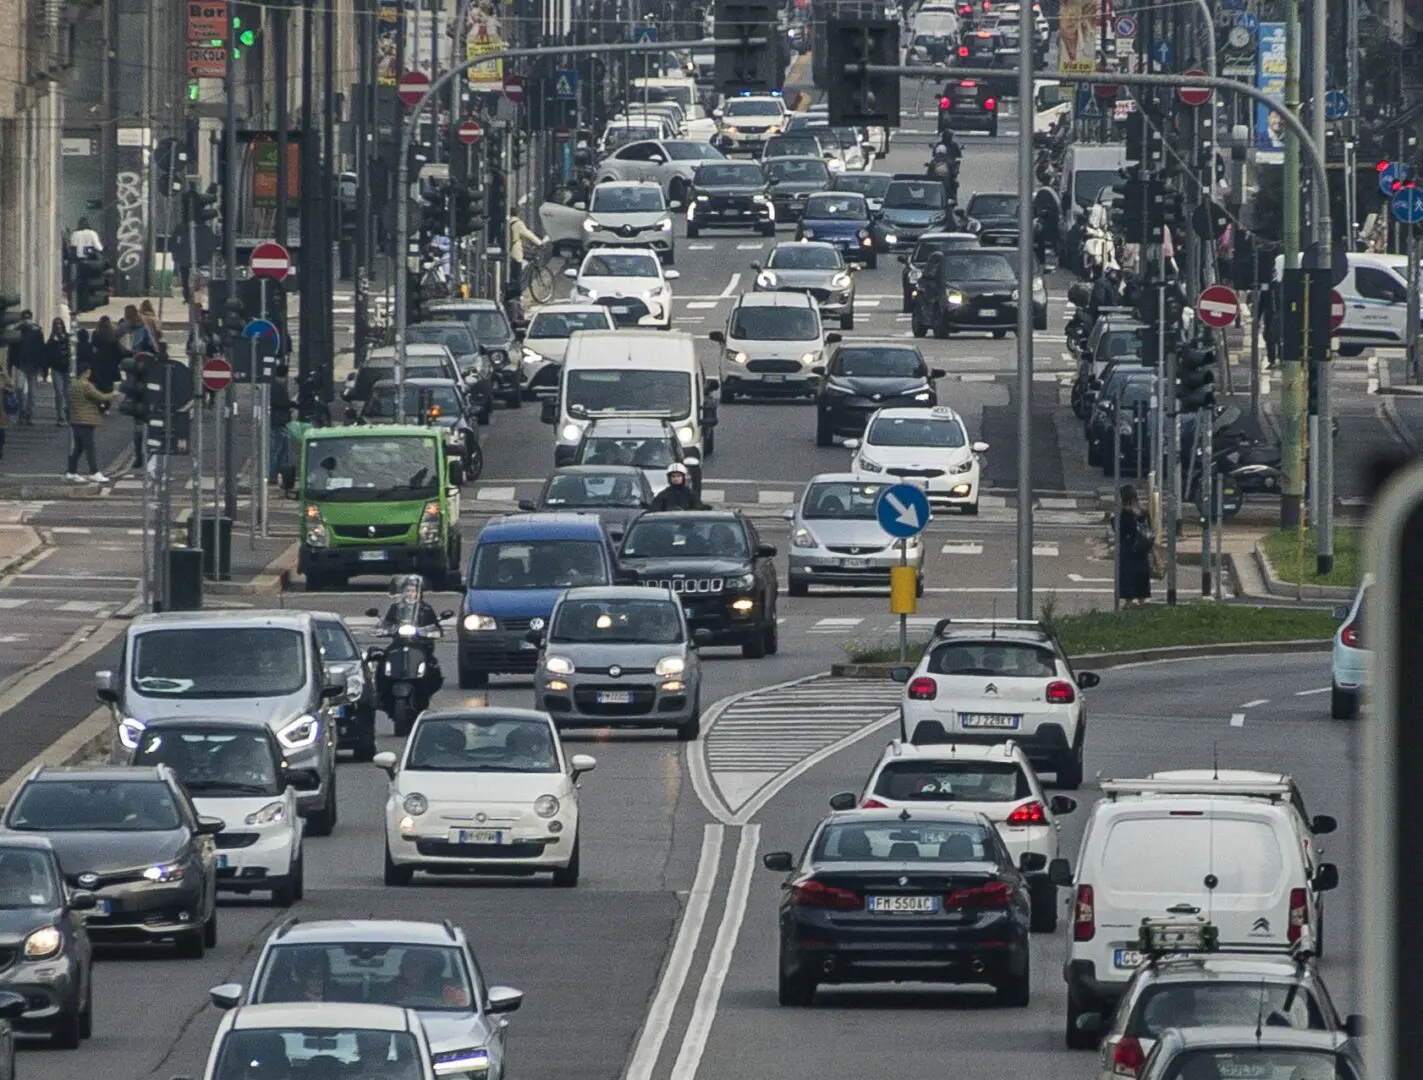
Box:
592, 186, 666, 213
7, 780, 181, 832
622, 518, 749, 559
363, 384, 463, 421
1074, 168, 1121, 206
406, 324, 476, 354
941, 253, 1016, 281
581, 252, 661, 278
725, 99, 782, 117
766, 136, 822, 157
912, 237, 977, 262
214, 1027, 425, 1078
645, 85, 693, 106
767, 245, 842, 270
696, 163, 764, 186
0, 850, 59, 908
304, 436, 441, 500
469, 540, 608, 590
764, 159, 830, 184
1162, 1050, 1350, 1080
873, 760, 1032, 802
1105, 334, 1143, 359
802, 481, 886, 519
131, 627, 307, 697
730, 305, 820, 341
867, 415, 966, 448
928, 640, 1056, 676
804, 194, 868, 220
527, 310, 611, 338
566, 370, 692, 419
541, 471, 645, 508
577, 435, 676, 469
133, 729, 281, 796
407, 715, 560, 772
834, 173, 892, 199
255, 943, 477, 1013
814, 820, 994, 861
1130, 982, 1326, 1038
665, 142, 723, 161
353, 361, 447, 400
833, 347, 924, 378
884, 181, 946, 209
605, 126, 659, 148
316, 622, 360, 660
969, 194, 1020, 217
551, 598, 683, 643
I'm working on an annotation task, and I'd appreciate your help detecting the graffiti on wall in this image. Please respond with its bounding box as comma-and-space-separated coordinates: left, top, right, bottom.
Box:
115, 169, 146, 287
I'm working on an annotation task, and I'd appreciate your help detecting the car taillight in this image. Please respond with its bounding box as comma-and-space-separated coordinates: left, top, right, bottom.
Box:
908, 676, 938, 700
1006, 800, 1047, 825
960, 78, 977, 86
957, 44, 970, 56
1046, 679, 1076, 704
1113, 1036, 1146, 1077
939, 96, 952, 109
1073, 884, 1095, 941
947, 879, 1012, 909
861, 797, 888, 808
1288, 887, 1308, 942
984, 96, 997, 111
1341, 621, 1362, 648
792, 879, 861, 910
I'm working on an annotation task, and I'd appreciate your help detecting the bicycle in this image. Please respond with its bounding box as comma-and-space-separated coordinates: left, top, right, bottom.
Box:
520, 242, 556, 305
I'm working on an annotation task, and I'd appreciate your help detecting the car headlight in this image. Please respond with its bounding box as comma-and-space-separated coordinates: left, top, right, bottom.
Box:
544, 655, 575, 675
913, 391, 932, 401
245, 801, 287, 826
23, 926, 61, 960
1011, 288, 1020, 301
951, 458, 975, 474
756, 271, 778, 288
696, 194, 710, 202
534, 795, 561, 818
731, 572, 756, 590
857, 229, 869, 239
582, 219, 598, 233
751, 193, 769, 203
463, 614, 497, 631
118, 716, 146, 749
561, 422, 583, 441
907, 267, 923, 283
791, 526, 818, 548
658, 218, 673, 232
141, 863, 185, 883
303, 504, 328, 548
277, 714, 320, 750
435, 1049, 491, 1074
403, 793, 428, 816
418, 499, 442, 547
859, 456, 883, 473
884, 233, 898, 245
645, 284, 667, 298
655, 656, 686, 676
800, 352, 817, 365
946, 289, 966, 305
831, 272, 852, 288
675, 425, 695, 445
729, 350, 748, 365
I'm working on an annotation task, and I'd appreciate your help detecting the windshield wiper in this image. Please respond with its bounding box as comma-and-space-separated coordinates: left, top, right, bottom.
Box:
183, 779, 275, 794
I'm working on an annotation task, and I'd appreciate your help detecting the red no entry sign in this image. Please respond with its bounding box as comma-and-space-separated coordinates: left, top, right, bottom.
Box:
1330, 289, 1346, 331
502, 74, 525, 103
249, 241, 291, 280
398, 70, 431, 107
201, 357, 233, 392
1094, 84, 1118, 98
1196, 284, 1240, 328
1178, 69, 1211, 107
553, 125, 571, 143
457, 118, 483, 145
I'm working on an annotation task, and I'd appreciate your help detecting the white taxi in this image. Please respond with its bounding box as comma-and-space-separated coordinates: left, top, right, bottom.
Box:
844, 405, 988, 513
375, 708, 596, 887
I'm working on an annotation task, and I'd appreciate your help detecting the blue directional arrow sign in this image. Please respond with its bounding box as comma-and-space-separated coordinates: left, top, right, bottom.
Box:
554, 69, 578, 101
1151, 39, 1174, 69
243, 318, 281, 356
1379, 162, 1401, 196
875, 483, 931, 540
632, 24, 658, 44
1324, 90, 1348, 121
1392, 186, 1423, 225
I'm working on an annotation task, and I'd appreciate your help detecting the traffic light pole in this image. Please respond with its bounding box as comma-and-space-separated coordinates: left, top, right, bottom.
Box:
1310, 0, 1333, 576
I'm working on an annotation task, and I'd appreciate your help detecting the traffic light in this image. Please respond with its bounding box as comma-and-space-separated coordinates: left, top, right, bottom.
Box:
1148, 186, 1186, 231
453, 188, 485, 236
155, 138, 184, 195
1126, 113, 1164, 166
511, 135, 526, 171
231, 14, 255, 57
487, 174, 507, 248
118, 351, 158, 422
420, 188, 448, 238
714, 0, 781, 96
1177, 343, 1216, 412
1110, 166, 1148, 245
826, 18, 901, 128
72, 256, 114, 314
0, 294, 22, 347
487, 137, 504, 175
182, 186, 219, 226
1133, 326, 1162, 368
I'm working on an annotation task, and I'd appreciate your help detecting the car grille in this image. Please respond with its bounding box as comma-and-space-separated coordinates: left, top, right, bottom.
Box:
500, 618, 536, 633
826, 545, 887, 555
573, 685, 658, 715
707, 196, 752, 209
577, 664, 656, 675
66, 869, 143, 889
640, 577, 724, 593
215, 832, 261, 849
332, 523, 410, 540
888, 467, 945, 478
594, 297, 650, 325
414, 840, 546, 859
747, 359, 803, 373
806, 288, 833, 302
974, 292, 1014, 305
738, 125, 769, 134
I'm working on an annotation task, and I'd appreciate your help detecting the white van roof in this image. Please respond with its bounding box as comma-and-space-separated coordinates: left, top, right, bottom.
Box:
563, 330, 698, 372
1101, 777, 1292, 802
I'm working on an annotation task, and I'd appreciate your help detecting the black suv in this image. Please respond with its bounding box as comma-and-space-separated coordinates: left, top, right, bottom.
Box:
910, 248, 1019, 338
617, 511, 780, 658
964, 191, 1021, 247
938, 77, 999, 136
686, 161, 777, 238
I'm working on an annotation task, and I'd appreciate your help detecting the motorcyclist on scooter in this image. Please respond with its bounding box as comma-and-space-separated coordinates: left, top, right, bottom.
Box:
377, 575, 445, 694
927, 139, 961, 201
1032, 183, 1060, 267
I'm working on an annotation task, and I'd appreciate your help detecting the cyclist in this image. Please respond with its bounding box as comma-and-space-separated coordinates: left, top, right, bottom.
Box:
507, 214, 548, 295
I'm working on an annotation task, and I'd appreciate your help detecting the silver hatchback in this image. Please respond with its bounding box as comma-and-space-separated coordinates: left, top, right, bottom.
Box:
530, 586, 704, 740
785, 473, 926, 596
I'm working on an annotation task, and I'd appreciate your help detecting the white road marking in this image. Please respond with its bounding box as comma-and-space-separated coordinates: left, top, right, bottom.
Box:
923, 586, 1113, 594
855, 298, 882, 307
735, 241, 763, 250
809, 617, 865, 632
1033, 541, 1060, 556
688, 243, 715, 250
1038, 497, 1081, 509
1230, 712, 1246, 727
624, 824, 725, 1080
49, 527, 91, 534
979, 494, 1008, 508
1067, 573, 1114, 583
0, 599, 30, 609
475, 486, 516, 501
673, 317, 705, 323
904, 616, 940, 630
685, 300, 720, 310
756, 489, 794, 504
1294, 687, 1330, 697
719, 273, 742, 297
1241, 698, 1270, 708
56, 600, 108, 613
941, 541, 984, 555
700, 488, 725, 503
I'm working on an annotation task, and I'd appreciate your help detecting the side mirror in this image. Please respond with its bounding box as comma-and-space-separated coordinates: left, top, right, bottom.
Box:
761, 851, 794, 872
755, 543, 777, 558
829, 792, 858, 811
570, 753, 597, 777
196, 816, 225, 836
843, 438, 860, 450
1076, 671, 1101, 689
1315, 863, 1340, 891
713, 108, 724, 118
562, 267, 578, 279
287, 768, 321, 791
513, 327, 526, 340
664, 269, 680, 279
896, 254, 907, 263
810, 364, 825, 375
889, 666, 912, 683
572, 201, 587, 211
524, 628, 545, 647
669, 200, 682, 210
365, 607, 380, 618
781, 507, 795, 521
68, 889, 97, 911
95, 669, 118, 704
486, 986, 524, 1014
708, 330, 725, 345
1073, 1011, 1103, 1038
682, 456, 702, 469
1018, 852, 1047, 872
1310, 814, 1337, 835
373, 750, 399, 777
824, 332, 842, 344
1047, 857, 1073, 886
971, 440, 989, 453
208, 983, 244, 1010
703, 378, 721, 394
518, 499, 538, 511
320, 674, 345, 700
540, 399, 558, 425
930, 367, 946, 379
1345, 1014, 1366, 1037
750, 261, 762, 271
692, 628, 715, 647
1049, 795, 1077, 815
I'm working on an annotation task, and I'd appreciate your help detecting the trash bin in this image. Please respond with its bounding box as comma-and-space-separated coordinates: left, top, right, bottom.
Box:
188, 516, 233, 580
166, 547, 204, 611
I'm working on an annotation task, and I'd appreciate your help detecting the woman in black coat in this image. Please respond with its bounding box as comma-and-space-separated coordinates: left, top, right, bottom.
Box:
89, 318, 123, 393
1117, 484, 1153, 605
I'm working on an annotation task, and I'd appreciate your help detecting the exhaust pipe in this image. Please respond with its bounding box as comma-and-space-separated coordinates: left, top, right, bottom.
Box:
970, 958, 986, 974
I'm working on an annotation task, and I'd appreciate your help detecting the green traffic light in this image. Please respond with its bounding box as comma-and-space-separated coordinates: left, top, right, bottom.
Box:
239, 29, 255, 45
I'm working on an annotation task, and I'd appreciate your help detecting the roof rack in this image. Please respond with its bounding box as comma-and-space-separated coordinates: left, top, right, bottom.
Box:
274, 917, 301, 939
1100, 779, 1288, 802
932, 616, 1050, 638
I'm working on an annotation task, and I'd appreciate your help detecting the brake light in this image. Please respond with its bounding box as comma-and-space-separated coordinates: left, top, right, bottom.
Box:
982, 1, 991, 9
1006, 800, 1047, 825
861, 797, 888, 808
947, 879, 1012, 909
1113, 1036, 1146, 1077
908, 676, 938, 700
1341, 621, 1362, 648
1073, 884, 1095, 941
939, 96, 952, 109
1288, 887, 1308, 942
957, 44, 969, 57
792, 879, 862, 910
1046, 679, 1076, 704
984, 96, 997, 111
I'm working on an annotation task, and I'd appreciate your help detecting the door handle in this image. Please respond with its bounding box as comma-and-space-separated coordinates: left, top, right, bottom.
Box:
1166, 903, 1201, 914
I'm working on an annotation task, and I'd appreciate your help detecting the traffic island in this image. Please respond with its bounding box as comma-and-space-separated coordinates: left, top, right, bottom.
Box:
1254, 526, 1361, 601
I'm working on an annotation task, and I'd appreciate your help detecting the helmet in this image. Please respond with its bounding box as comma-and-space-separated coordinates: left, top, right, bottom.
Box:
666, 462, 688, 478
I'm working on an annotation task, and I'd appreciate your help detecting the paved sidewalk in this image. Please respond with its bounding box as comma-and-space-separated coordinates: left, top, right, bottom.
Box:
0, 387, 136, 495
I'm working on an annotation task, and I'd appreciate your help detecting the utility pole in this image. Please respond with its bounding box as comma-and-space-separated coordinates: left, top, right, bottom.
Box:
354, 0, 375, 363
276, 1, 290, 250
1279, 0, 1304, 529
1015, 0, 1033, 618
1312, 0, 1333, 575
222, 5, 239, 525
1346, 0, 1359, 251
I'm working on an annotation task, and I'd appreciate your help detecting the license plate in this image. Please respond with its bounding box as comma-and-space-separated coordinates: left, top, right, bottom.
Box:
867, 894, 940, 914
978, 308, 998, 318
1114, 948, 1143, 969
840, 557, 869, 568
91, 899, 112, 916
960, 713, 1020, 729
611, 306, 630, 315
762, 374, 786, 383
452, 829, 505, 844
217, 855, 228, 869
359, 550, 387, 562
597, 690, 632, 704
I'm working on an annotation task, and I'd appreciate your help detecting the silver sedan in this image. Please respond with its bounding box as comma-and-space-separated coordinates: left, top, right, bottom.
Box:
784, 473, 926, 596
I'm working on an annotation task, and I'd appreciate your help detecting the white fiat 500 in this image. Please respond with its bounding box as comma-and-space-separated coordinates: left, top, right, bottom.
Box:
845, 405, 988, 513
375, 708, 596, 887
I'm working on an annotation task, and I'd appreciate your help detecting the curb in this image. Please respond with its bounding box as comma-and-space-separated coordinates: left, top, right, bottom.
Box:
1252, 541, 1355, 601
0, 525, 45, 576
204, 541, 300, 597
829, 637, 1333, 678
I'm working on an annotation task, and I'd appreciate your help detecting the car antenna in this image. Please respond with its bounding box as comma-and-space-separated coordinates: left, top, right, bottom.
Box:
990, 598, 997, 639
1212, 739, 1220, 780
1254, 979, 1266, 1043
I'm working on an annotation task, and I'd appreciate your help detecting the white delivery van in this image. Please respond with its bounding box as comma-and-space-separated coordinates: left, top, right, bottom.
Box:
542, 330, 717, 465
1275, 251, 1419, 356
1060, 142, 1130, 213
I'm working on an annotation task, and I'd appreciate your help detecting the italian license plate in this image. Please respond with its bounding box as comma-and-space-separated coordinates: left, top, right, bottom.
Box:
92, 899, 112, 916
217, 855, 229, 870
960, 713, 1020, 729
978, 308, 998, 318
597, 690, 632, 704
1114, 948, 1144, 969
840, 557, 869, 568
867, 894, 940, 914
763, 374, 786, 383
359, 550, 387, 562
611, 306, 630, 315
452, 829, 504, 845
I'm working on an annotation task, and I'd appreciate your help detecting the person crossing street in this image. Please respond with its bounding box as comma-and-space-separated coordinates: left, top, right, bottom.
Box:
64, 358, 119, 483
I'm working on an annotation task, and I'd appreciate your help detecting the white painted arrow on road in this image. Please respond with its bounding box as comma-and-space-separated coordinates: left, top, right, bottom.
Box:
884, 490, 921, 530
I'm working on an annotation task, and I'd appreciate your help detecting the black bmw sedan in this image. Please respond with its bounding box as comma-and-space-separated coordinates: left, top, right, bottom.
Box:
762, 808, 1036, 1007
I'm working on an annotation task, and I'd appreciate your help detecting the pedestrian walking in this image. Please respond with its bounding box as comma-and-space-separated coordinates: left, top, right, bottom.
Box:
268, 365, 293, 484
5, 309, 44, 424
117, 304, 156, 469
1117, 484, 1154, 606
65, 358, 119, 483
46, 318, 71, 426
89, 318, 122, 392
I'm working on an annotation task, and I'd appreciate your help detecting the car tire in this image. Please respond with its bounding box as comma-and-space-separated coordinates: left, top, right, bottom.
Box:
307, 770, 337, 838
902, 289, 913, 313
993, 329, 1008, 339
1029, 877, 1058, 933
77, 979, 93, 1040
1066, 996, 1098, 1049
273, 851, 302, 908
816, 419, 834, 447
458, 662, 489, 690
995, 961, 1030, 1007
663, 247, 676, 267
1086, 439, 1102, 467
1058, 741, 1084, 790
778, 962, 816, 1006
505, 386, 522, 409
384, 844, 414, 887
203, 906, 218, 948
933, 320, 949, 339
677, 710, 701, 740
841, 312, 854, 330
962, 501, 979, 516
669, 177, 688, 206
1330, 683, 1357, 720
764, 615, 779, 655
352, 712, 378, 762
759, 221, 777, 237
305, 572, 328, 593
789, 578, 809, 597
176, 924, 205, 959
478, 402, 492, 425
551, 835, 580, 887
911, 314, 928, 338
866, 252, 878, 270
54, 1004, 82, 1050
687, 221, 701, 239
392, 698, 417, 738
742, 627, 767, 659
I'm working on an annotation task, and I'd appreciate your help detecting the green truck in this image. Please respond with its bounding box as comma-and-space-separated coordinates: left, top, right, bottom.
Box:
298, 425, 463, 591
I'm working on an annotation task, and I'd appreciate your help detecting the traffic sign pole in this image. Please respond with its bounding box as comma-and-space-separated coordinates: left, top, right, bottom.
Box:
1409, 227, 1421, 382
875, 483, 930, 661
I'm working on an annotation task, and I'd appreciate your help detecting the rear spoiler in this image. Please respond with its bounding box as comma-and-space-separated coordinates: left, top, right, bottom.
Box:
1099, 779, 1290, 801
931, 616, 1050, 637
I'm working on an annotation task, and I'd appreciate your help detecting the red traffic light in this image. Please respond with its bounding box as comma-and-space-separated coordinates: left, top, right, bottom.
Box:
939, 96, 951, 109
1377, 160, 1391, 173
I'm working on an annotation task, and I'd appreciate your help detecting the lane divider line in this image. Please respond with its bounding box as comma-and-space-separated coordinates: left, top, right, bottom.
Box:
1294, 687, 1329, 697
719, 273, 742, 298
623, 823, 725, 1080
1230, 712, 1246, 727
1240, 698, 1270, 708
